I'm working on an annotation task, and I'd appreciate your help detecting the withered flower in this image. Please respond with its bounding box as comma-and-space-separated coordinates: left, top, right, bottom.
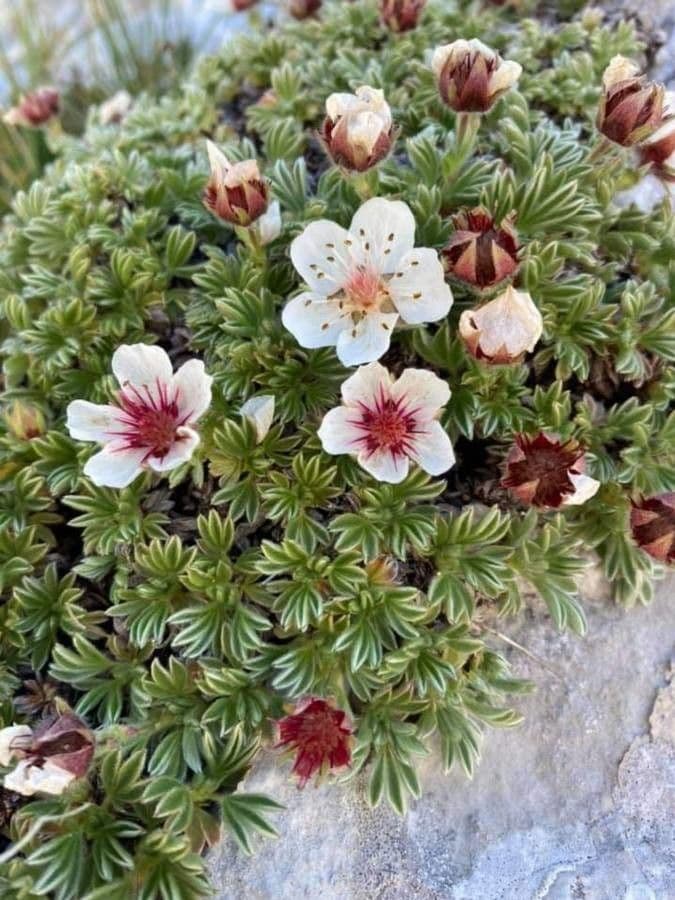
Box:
289, 0, 321, 18
630, 494, 675, 564
203, 140, 270, 227
502, 433, 600, 509
597, 56, 666, 147
3, 87, 59, 128
276, 698, 353, 787
320, 86, 394, 173
459, 286, 542, 365
431, 39, 522, 113
378, 0, 426, 33
443, 207, 519, 289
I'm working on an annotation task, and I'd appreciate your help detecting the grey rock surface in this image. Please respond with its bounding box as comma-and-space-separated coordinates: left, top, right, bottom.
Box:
209, 573, 675, 899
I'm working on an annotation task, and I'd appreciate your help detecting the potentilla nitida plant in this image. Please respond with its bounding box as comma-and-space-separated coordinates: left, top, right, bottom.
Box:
431, 39, 522, 113
319, 362, 454, 483
459, 286, 543, 365
502, 433, 600, 508
596, 56, 666, 147
443, 208, 520, 290
66, 344, 212, 488
320, 86, 395, 173
282, 197, 452, 365
378, 0, 427, 33
3, 87, 59, 127
276, 699, 353, 787
630, 494, 675, 564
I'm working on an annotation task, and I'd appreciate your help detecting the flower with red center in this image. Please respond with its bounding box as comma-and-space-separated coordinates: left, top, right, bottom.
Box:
443, 208, 519, 290
630, 494, 675, 564
282, 197, 452, 366
501, 433, 600, 509
289, 0, 321, 18
597, 56, 666, 148
459, 285, 543, 364
3, 87, 59, 127
637, 91, 675, 183
276, 698, 353, 787
66, 343, 212, 488
319, 362, 454, 483
203, 140, 272, 228
431, 39, 522, 114
320, 86, 394, 173
378, 0, 426, 33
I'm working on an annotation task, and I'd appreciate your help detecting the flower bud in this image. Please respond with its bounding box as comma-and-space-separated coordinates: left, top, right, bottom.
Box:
378, 0, 426, 33
637, 91, 675, 182
459, 285, 542, 365
3, 87, 59, 128
502, 433, 600, 508
203, 141, 270, 227
431, 40, 522, 113
443, 208, 519, 289
4, 402, 46, 440
597, 56, 665, 147
320, 86, 394, 173
289, 0, 321, 18
630, 493, 675, 564
240, 394, 275, 443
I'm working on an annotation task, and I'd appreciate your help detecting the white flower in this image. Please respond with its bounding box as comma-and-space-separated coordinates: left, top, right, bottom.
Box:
282, 198, 453, 366
323, 86, 394, 171
67, 344, 212, 488
325, 86, 392, 132
459, 285, 543, 364
318, 362, 454, 483
240, 394, 275, 442
0, 724, 32, 766
99, 90, 133, 125
4, 759, 75, 797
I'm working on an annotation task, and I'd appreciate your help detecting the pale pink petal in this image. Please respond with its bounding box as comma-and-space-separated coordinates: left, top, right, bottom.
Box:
388, 248, 453, 324
282, 293, 349, 348
83, 446, 147, 488
112, 344, 173, 392
563, 473, 600, 506
349, 198, 416, 274
335, 311, 398, 365
172, 359, 212, 424
340, 361, 392, 407
147, 427, 200, 472
390, 369, 450, 417
318, 406, 364, 454
66, 400, 125, 442
409, 421, 455, 476
357, 447, 409, 483
290, 220, 355, 295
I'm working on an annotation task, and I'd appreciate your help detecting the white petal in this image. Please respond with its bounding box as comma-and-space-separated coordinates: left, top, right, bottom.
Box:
0, 725, 32, 766
563, 473, 600, 506
431, 43, 456, 78
147, 427, 200, 472
465, 286, 543, 357
467, 38, 497, 60
335, 311, 398, 365
290, 220, 355, 295
340, 361, 392, 407
409, 421, 455, 476
5, 760, 75, 797
282, 293, 348, 348
255, 200, 282, 245
390, 368, 450, 416
172, 359, 212, 423
326, 86, 391, 130
66, 400, 124, 442
602, 55, 640, 90
83, 446, 146, 488
206, 139, 231, 179
112, 344, 173, 392
349, 198, 416, 274
614, 174, 673, 212
346, 110, 387, 158
241, 395, 275, 443
357, 447, 409, 483
388, 248, 453, 325
489, 60, 522, 96
318, 406, 364, 454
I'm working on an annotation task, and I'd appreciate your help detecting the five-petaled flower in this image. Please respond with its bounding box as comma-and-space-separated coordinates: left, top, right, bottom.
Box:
67, 344, 212, 488
1, 713, 94, 797
203, 140, 272, 229
379, 0, 426, 33
431, 39, 522, 113
320, 86, 394, 173
3, 87, 59, 127
282, 197, 452, 366
276, 698, 353, 787
443, 207, 519, 290
318, 362, 454, 483
459, 285, 543, 365
597, 56, 666, 148
630, 494, 675, 564
501, 433, 600, 508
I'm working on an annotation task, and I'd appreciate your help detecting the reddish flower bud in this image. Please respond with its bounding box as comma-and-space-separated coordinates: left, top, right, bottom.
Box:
203, 141, 270, 227
638, 92, 675, 183
459, 285, 542, 364
443, 208, 519, 289
320, 86, 394, 173
431, 40, 522, 113
630, 494, 675, 564
378, 0, 426, 33
3, 87, 59, 128
597, 56, 666, 148
276, 698, 353, 787
502, 433, 600, 509
289, 0, 321, 18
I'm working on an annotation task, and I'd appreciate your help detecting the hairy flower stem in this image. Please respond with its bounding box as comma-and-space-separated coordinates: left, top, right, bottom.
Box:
350, 168, 380, 200
444, 112, 481, 178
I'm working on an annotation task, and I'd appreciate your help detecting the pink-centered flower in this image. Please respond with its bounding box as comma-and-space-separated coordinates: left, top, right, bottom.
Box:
67, 344, 212, 488
276, 698, 353, 787
283, 198, 452, 366
318, 362, 454, 483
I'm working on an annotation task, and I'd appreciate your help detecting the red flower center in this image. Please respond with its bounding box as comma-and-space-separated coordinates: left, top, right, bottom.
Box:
114, 381, 185, 459
344, 267, 388, 311
297, 707, 345, 755
352, 392, 418, 458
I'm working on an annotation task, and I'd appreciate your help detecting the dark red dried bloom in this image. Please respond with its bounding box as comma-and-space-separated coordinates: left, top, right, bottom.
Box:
4, 87, 59, 127
289, 0, 321, 18
29, 713, 95, 778
597, 57, 665, 148
630, 494, 675, 564
443, 208, 519, 289
378, 0, 426, 33
276, 698, 353, 787
502, 433, 599, 509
